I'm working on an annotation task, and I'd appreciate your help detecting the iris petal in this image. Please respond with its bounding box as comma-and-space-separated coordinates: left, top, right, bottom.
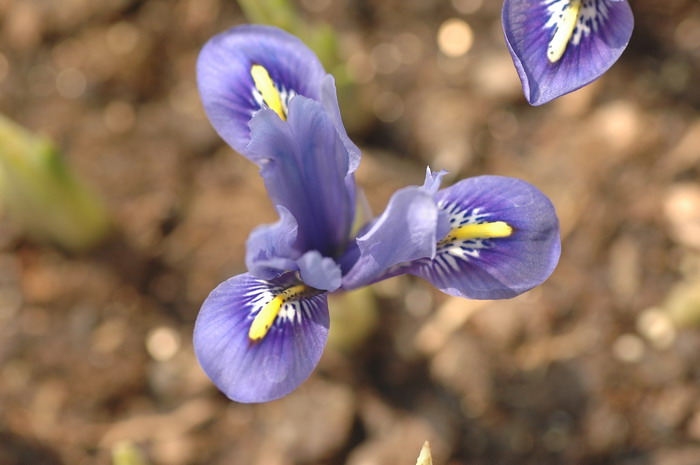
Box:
410, 176, 560, 299
297, 250, 342, 292
197, 25, 325, 155
247, 96, 354, 258
503, 0, 634, 105
246, 206, 300, 280
320, 75, 361, 173
342, 169, 449, 290
194, 273, 329, 403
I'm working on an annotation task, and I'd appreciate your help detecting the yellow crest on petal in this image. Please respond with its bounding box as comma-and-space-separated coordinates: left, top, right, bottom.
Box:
547, 0, 581, 63
438, 221, 513, 246
251, 64, 287, 120
248, 284, 309, 342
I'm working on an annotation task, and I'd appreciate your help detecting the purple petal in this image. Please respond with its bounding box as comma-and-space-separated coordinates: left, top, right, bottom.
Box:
197, 25, 325, 155
503, 0, 634, 105
246, 206, 301, 280
342, 169, 450, 290
410, 176, 560, 299
320, 75, 361, 173
245, 210, 343, 291
194, 273, 329, 403
247, 96, 354, 258
297, 250, 342, 292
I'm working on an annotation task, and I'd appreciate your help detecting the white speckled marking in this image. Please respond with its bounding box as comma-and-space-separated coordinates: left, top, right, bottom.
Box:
431, 202, 501, 275
246, 280, 314, 330
252, 84, 297, 117
543, 0, 612, 62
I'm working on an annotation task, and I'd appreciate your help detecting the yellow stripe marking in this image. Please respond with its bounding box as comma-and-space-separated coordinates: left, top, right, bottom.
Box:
547, 0, 581, 63
251, 64, 286, 120
439, 221, 513, 246
248, 284, 308, 342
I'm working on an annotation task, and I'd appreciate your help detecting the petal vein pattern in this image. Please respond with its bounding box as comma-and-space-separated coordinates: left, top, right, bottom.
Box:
197, 25, 360, 167
194, 273, 329, 403
247, 97, 354, 258
502, 0, 634, 105
197, 25, 324, 154
343, 174, 560, 300
411, 176, 560, 299
341, 169, 449, 290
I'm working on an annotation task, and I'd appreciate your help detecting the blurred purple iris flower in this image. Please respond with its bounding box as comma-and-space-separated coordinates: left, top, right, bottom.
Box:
502, 0, 634, 105
194, 25, 561, 403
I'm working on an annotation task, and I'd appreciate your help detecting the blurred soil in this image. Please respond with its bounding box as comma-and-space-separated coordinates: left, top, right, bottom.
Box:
1, 0, 700, 464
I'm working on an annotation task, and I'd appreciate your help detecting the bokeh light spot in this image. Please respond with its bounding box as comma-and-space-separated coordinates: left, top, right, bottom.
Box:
613, 334, 644, 363
438, 18, 474, 57
56, 68, 87, 99
373, 92, 404, 122
146, 327, 181, 362
107, 21, 140, 55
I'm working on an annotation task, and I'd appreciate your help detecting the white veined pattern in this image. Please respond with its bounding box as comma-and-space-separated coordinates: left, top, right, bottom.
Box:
431, 201, 501, 274
543, 0, 612, 47
245, 279, 317, 330
251, 84, 298, 117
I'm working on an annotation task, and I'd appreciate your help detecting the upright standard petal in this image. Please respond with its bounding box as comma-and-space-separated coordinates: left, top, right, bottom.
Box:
194, 273, 329, 403
503, 0, 634, 105
247, 97, 354, 258
342, 169, 449, 290
410, 176, 560, 299
197, 25, 325, 154
320, 75, 361, 173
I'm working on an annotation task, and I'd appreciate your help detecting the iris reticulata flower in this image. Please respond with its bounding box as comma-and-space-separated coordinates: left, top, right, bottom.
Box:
502, 0, 634, 105
194, 25, 561, 403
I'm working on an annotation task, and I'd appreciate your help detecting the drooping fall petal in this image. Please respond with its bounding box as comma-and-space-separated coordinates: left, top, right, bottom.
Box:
410, 176, 561, 299
194, 273, 329, 403
503, 0, 634, 105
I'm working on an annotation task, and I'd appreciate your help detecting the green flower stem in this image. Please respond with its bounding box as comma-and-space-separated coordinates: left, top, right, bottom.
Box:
0, 115, 110, 250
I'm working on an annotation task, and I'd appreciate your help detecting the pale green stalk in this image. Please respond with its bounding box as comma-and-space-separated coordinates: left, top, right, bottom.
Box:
236, 0, 340, 72
0, 115, 110, 250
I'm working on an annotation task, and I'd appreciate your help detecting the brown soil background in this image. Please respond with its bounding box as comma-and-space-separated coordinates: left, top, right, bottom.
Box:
1, 0, 700, 464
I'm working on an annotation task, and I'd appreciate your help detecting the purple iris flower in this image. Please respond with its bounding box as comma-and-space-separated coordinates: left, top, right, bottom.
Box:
343, 170, 561, 300
502, 0, 634, 105
194, 25, 561, 403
